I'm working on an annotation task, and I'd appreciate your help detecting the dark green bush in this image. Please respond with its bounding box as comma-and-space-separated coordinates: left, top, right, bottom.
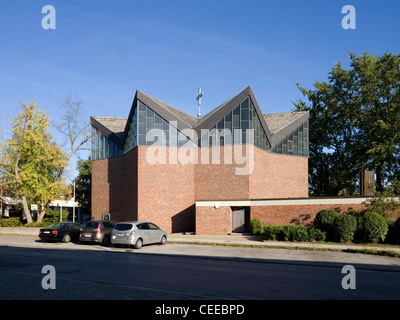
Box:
0, 217, 23, 227
392, 217, 400, 244
361, 211, 389, 243
250, 219, 263, 235
313, 209, 340, 241
262, 225, 282, 241
289, 225, 309, 242
262, 225, 315, 242
333, 214, 357, 243
347, 210, 364, 241
308, 227, 326, 242
385, 220, 397, 244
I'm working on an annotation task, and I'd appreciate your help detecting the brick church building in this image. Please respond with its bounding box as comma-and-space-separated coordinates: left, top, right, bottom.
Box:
90, 86, 311, 234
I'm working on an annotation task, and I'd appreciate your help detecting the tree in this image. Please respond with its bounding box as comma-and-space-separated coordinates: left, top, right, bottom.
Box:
294, 52, 400, 195
75, 157, 91, 215
53, 92, 92, 170
0, 102, 67, 223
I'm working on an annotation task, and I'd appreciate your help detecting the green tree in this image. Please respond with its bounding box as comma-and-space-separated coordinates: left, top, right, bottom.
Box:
294, 52, 400, 195
75, 157, 91, 215
0, 102, 67, 223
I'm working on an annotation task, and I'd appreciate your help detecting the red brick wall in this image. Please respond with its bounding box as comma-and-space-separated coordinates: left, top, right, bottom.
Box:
195, 202, 369, 234
250, 148, 308, 199
251, 203, 368, 227
91, 148, 138, 222
196, 206, 232, 234
195, 146, 250, 201
137, 147, 195, 233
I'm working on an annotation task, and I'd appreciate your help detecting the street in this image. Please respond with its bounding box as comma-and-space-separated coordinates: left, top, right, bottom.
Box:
1, 239, 400, 300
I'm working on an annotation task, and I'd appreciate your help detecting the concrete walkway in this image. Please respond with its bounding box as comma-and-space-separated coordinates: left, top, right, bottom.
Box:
168, 233, 400, 254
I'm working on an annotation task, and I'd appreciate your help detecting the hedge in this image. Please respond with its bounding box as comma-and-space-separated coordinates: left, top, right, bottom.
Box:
260, 224, 326, 242
0, 217, 23, 227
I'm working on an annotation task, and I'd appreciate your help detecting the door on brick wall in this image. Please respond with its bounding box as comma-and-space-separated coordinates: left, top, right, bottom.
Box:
232, 209, 246, 233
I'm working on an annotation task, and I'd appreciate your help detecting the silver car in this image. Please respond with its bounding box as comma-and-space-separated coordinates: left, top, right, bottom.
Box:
111, 221, 167, 249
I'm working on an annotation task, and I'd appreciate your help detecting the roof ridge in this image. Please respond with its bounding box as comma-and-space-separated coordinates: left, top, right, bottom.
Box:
138, 90, 198, 127
194, 86, 250, 128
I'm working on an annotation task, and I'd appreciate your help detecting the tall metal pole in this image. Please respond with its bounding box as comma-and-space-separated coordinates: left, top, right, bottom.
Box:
73, 180, 76, 222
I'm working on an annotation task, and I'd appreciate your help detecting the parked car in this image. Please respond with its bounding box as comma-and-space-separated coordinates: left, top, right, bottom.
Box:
111, 221, 167, 249
79, 220, 116, 246
39, 222, 82, 243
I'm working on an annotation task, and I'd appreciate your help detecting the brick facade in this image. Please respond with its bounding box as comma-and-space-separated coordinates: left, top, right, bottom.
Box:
92, 145, 310, 234
195, 198, 371, 234
250, 203, 367, 227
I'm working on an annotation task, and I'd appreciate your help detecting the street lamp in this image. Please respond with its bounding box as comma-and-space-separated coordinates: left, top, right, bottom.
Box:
72, 180, 76, 222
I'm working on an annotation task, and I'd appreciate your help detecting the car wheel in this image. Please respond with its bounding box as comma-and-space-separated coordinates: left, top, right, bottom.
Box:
101, 235, 110, 246
134, 238, 143, 249
160, 235, 167, 245
62, 233, 71, 243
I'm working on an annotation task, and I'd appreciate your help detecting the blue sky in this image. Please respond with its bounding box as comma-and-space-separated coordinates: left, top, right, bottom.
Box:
1, 0, 400, 177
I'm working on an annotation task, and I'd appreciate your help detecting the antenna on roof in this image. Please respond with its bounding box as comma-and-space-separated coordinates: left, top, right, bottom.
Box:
196, 88, 203, 118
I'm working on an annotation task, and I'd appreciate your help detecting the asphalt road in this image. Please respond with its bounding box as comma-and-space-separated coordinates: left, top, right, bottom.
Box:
1, 242, 400, 301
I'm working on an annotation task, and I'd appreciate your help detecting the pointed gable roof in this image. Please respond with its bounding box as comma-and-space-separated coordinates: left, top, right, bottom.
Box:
91, 86, 309, 149
193, 86, 273, 145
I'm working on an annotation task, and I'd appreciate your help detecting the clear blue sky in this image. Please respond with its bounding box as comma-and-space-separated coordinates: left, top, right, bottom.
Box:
1, 0, 399, 178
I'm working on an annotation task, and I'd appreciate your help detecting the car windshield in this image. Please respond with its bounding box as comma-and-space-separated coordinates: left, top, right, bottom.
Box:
114, 223, 133, 231
47, 222, 65, 229
82, 222, 99, 229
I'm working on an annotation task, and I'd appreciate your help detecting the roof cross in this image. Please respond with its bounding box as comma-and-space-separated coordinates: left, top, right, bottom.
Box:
196, 88, 203, 118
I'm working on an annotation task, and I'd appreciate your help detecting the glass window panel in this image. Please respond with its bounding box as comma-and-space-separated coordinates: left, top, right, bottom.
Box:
178, 132, 187, 147
139, 123, 146, 135
233, 115, 240, 129
105, 136, 109, 158
138, 134, 146, 145
282, 140, 288, 154
146, 106, 154, 117
240, 107, 249, 120
146, 129, 154, 146
162, 119, 169, 130
201, 132, 208, 147
138, 111, 146, 124
241, 98, 249, 109
217, 119, 224, 130
139, 101, 146, 111
114, 142, 119, 157
146, 117, 154, 130
233, 105, 240, 116
154, 113, 162, 124
225, 111, 232, 123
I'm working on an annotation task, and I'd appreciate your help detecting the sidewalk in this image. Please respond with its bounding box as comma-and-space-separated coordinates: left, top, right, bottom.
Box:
168, 233, 400, 254
1, 227, 400, 255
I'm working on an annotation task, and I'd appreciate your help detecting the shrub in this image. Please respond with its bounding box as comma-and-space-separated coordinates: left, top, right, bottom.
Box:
333, 214, 357, 243
23, 221, 51, 227
313, 209, 340, 241
0, 217, 23, 227
262, 225, 282, 241
392, 217, 400, 244
347, 210, 364, 241
289, 226, 309, 242
385, 220, 397, 244
361, 211, 389, 243
308, 227, 326, 242
250, 219, 263, 235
